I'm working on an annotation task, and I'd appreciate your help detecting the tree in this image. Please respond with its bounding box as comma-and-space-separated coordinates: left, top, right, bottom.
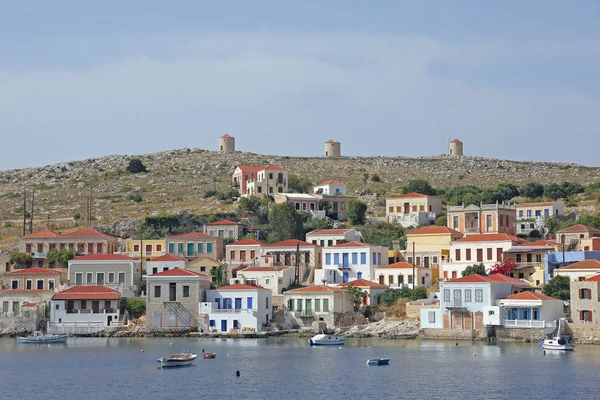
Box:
9, 252, 33, 267
371, 174, 381, 182
357, 223, 404, 249
125, 297, 146, 317
344, 285, 368, 310
288, 175, 313, 193
543, 275, 570, 301
46, 249, 76, 267
73, 212, 81, 221
577, 213, 600, 229
381, 288, 405, 306
236, 196, 262, 218
210, 265, 227, 288
461, 263, 487, 277
529, 229, 541, 238
410, 286, 428, 301
434, 215, 447, 226
522, 182, 545, 198
402, 179, 435, 196
347, 199, 367, 225
268, 202, 304, 242
126, 158, 147, 174
489, 261, 518, 275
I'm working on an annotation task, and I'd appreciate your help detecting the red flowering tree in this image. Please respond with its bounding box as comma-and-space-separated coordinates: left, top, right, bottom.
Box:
489, 261, 517, 275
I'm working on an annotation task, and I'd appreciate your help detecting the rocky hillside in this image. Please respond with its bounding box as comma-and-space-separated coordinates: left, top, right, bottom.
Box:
0, 148, 599, 246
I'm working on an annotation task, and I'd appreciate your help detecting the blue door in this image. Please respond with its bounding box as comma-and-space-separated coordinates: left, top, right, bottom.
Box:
221, 320, 227, 332
343, 272, 349, 283
235, 298, 242, 310
357, 272, 362, 279
187, 243, 195, 257
342, 253, 349, 268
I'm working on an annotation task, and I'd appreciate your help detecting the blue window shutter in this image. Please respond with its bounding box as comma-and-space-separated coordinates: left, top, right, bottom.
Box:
266, 296, 269, 308
361, 252, 366, 264
207, 243, 213, 253
325, 254, 331, 265
216, 298, 221, 309
198, 243, 204, 254
333, 253, 339, 265
352, 253, 358, 265
247, 297, 253, 309
168, 243, 174, 254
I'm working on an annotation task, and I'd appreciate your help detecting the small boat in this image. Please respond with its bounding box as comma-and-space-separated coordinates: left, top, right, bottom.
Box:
540, 318, 575, 351
366, 358, 390, 366
157, 352, 198, 368
17, 331, 68, 344
309, 333, 345, 346
203, 352, 216, 359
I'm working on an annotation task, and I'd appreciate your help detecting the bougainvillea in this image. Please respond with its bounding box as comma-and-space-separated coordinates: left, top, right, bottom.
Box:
489, 261, 518, 275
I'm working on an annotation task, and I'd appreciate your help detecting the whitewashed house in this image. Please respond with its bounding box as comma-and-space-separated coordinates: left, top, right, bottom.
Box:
315, 242, 387, 285
374, 262, 432, 288
494, 292, 564, 329
313, 180, 347, 195
305, 228, 363, 248
200, 283, 271, 333
145, 254, 186, 276
231, 266, 295, 295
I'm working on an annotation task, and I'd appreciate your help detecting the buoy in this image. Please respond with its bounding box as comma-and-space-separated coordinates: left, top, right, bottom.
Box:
235, 370, 240, 377
473, 353, 476, 357
543, 350, 546, 355
184, 336, 187, 340
456, 342, 459, 346
228, 353, 230, 357
141, 349, 144, 353
202, 349, 205, 353
169, 342, 172, 346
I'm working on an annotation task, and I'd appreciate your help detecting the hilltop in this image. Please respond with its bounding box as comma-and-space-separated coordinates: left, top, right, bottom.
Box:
0, 148, 599, 245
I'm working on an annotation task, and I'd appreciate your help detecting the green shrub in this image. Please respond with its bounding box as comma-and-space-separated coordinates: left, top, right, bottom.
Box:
126, 298, 146, 317
203, 189, 218, 198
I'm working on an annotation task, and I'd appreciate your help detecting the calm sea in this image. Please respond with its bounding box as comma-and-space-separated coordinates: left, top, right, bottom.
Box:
0, 336, 599, 400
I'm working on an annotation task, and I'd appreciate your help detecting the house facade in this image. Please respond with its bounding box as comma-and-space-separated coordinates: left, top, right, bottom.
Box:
145, 254, 186, 276
232, 266, 295, 295
447, 202, 516, 235
166, 232, 223, 262
284, 285, 353, 329
557, 224, 600, 251
315, 242, 387, 285
516, 201, 564, 236
337, 279, 387, 307
3, 267, 62, 304
402, 226, 463, 268
124, 239, 166, 260
305, 228, 363, 248
274, 193, 320, 214
262, 239, 322, 269
49, 285, 121, 334
232, 164, 288, 197
503, 240, 561, 286
313, 180, 347, 195
200, 283, 271, 333
553, 259, 600, 282
374, 262, 432, 288
146, 268, 210, 331
204, 219, 245, 240
495, 292, 564, 329
312, 193, 353, 221
67, 254, 141, 297
386, 192, 442, 227
226, 238, 264, 267
570, 274, 600, 323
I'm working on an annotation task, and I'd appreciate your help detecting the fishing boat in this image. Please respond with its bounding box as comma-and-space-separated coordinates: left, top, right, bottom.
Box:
203, 352, 216, 359
540, 318, 575, 351
309, 333, 345, 346
17, 331, 68, 344
157, 352, 198, 368
366, 358, 390, 366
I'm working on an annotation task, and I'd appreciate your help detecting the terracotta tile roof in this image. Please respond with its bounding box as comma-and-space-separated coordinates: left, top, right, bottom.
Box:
220, 133, 232, 138
264, 164, 284, 171
337, 279, 388, 289
168, 232, 211, 239
0, 289, 46, 295
214, 283, 269, 291
450, 139, 462, 143
150, 254, 186, 262
502, 292, 557, 301
584, 274, 600, 282
516, 201, 561, 208
454, 233, 523, 243
7, 267, 61, 275
285, 285, 343, 293
409, 226, 462, 236
236, 166, 264, 174
558, 224, 600, 234
52, 286, 121, 300
331, 241, 372, 248
387, 192, 432, 199
228, 238, 264, 246
61, 228, 112, 238
241, 266, 293, 272
556, 259, 600, 270
72, 254, 134, 261
21, 302, 40, 308
487, 274, 530, 285
149, 268, 207, 277
265, 239, 317, 247
306, 229, 351, 236
446, 274, 493, 283
521, 240, 561, 247
24, 228, 59, 238
376, 262, 425, 269
207, 219, 238, 225
316, 179, 344, 186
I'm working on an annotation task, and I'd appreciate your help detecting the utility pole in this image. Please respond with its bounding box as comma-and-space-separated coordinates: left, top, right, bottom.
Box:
412, 242, 416, 290
295, 242, 300, 285
22, 189, 27, 236
29, 188, 35, 233
87, 184, 93, 228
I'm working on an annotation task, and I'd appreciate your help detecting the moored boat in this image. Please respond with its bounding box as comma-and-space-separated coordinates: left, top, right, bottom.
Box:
17, 331, 68, 344
540, 318, 575, 351
203, 352, 216, 359
157, 352, 198, 368
309, 333, 345, 346
366, 358, 390, 366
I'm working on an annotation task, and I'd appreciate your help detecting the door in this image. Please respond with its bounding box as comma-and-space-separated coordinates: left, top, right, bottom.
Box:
181, 311, 190, 327
97, 273, 104, 286
105, 301, 111, 312
306, 299, 312, 316
476, 249, 483, 263
92, 301, 99, 313
153, 312, 161, 328
240, 251, 246, 262
168, 310, 176, 327
221, 319, 228, 332
187, 243, 195, 256
107, 315, 113, 327
342, 253, 349, 268
343, 272, 349, 283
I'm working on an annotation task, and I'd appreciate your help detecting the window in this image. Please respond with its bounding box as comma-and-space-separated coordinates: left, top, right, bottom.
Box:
580, 288, 591, 300
453, 216, 459, 229
156, 244, 162, 252
360, 253, 367, 264
408, 275, 413, 284
154, 286, 161, 297
315, 299, 321, 312
521, 224, 525, 229
322, 299, 329, 311
287, 299, 293, 311
296, 299, 303, 311
97, 273, 105, 285
433, 256, 438, 264
230, 250, 236, 260
519, 210, 523, 217
86, 272, 93, 284
11, 280, 18, 289
489, 310, 495, 316
198, 243, 204, 254
416, 257, 421, 266
266, 297, 269, 309
389, 275, 394, 284
357, 272, 362, 279
486, 215, 492, 230
133, 244, 140, 252
527, 210, 532, 217
183, 286, 190, 298
108, 272, 115, 283
544, 209, 550, 217
168, 243, 175, 254
75, 273, 83, 285
372, 253, 377, 265
352, 253, 358, 265
443, 289, 450, 302
530, 223, 535, 229
428, 311, 436, 323
177, 243, 184, 254
36, 280, 44, 290
398, 275, 404, 284
389, 206, 394, 213
48, 280, 55, 290
407, 257, 413, 264
334, 254, 340, 265
207, 243, 213, 253
581, 310, 593, 322
266, 279, 270, 285
118, 273, 125, 284
487, 248, 492, 260
475, 289, 483, 302
455, 249, 461, 261
465, 289, 472, 302
325, 254, 331, 265
465, 249, 471, 261
209, 319, 215, 327
223, 298, 232, 309
247, 297, 253, 309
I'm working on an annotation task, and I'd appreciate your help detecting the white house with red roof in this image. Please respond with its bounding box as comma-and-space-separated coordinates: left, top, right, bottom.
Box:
337, 279, 388, 307
283, 285, 353, 329
495, 291, 564, 329
442, 233, 524, 280
553, 259, 600, 282
200, 283, 271, 333
386, 192, 442, 227
232, 165, 288, 197
166, 231, 224, 262
204, 219, 245, 240
305, 228, 363, 248
146, 268, 210, 331
516, 200, 564, 236
316, 241, 387, 285
145, 254, 186, 276
49, 285, 121, 334
274, 193, 320, 215
67, 254, 141, 297
232, 266, 294, 295
374, 262, 432, 289
313, 179, 347, 195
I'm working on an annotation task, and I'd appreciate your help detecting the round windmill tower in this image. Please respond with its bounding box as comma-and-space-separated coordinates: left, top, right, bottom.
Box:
219, 134, 235, 153
449, 139, 463, 156
324, 139, 341, 157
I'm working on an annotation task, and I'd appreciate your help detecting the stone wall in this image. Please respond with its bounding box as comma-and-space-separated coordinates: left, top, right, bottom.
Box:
420, 328, 477, 340
566, 321, 600, 343
493, 327, 546, 342
406, 303, 437, 320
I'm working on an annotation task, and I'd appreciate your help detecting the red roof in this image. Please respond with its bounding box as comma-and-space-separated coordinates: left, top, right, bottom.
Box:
214, 283, 269, 291
265, 239, 316, 247
220, 133, 232, 138
487, 274, 530, 284
207, 219, 238, 225
52, 286, 121, 300
24, 228, 59, 238
521, 240, 561, 247
377, 262, 425, 270
316, 180, 344, 186
331, 241, 373, 248
150, 268, 207, 277
0, 289, 46, 295
7, 267, 61, 275
150, 254, 186, 262
558, 224, 600, 234
584, 274, 600, 282
168, 232, 211, 239
447, 274, 493, 283
264, 164, 284, 171
236, 166, 264, 174
387, 192, 431, 199
337, 279, 388, 289
22, 302, 40, 308
229, 238, 264, 246
241, 266, 293, 272
409, 226, 462, 236
503, 292, 557, 301
454, 233, 522, 243
450, 139, 462, 143
72, 254, 134, 261
307, 229, 351, 235
285, 285, 342, 293
556, 259, 600, 270
61, 228, 111, 238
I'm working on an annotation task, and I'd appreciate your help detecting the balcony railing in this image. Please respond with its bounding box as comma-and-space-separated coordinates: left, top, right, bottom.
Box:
503, 320, 545, 328
66, 308, 116, 315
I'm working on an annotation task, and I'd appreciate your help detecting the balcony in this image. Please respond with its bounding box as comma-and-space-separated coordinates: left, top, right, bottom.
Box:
503, 320, 545, 328
32, 252, 47, 258
464, 228, 480, 233
66, 308, 116, 315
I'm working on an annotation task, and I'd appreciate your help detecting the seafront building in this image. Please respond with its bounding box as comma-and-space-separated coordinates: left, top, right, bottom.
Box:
67, 254, 142, 297
315, 242, 387, 285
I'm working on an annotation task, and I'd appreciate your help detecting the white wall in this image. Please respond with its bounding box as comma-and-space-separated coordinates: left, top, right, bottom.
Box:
204, 288, 270, 331
419, 308, 442, 329
145, 260, 185, 275
50, 299, 120, 325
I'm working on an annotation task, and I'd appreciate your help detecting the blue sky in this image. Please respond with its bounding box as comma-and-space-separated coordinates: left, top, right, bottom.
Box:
1, 1, 599, 169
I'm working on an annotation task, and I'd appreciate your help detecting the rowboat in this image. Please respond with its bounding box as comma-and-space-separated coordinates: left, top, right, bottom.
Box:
157, 352, 198, 368
17, 331, 68, 344
366, 358, 390, 366
203, 352, 216, 359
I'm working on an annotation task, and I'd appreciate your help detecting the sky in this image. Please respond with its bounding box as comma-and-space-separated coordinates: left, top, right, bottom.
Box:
1, 1, 600, 170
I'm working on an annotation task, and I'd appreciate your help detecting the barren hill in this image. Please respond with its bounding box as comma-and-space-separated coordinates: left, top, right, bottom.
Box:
0, 148, 599, 243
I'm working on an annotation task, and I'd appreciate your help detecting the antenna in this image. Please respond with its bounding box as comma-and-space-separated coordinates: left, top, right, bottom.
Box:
29, 188, 35, 233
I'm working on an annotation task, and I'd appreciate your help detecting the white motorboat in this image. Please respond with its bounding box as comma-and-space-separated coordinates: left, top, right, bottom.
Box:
309, 333, 345, 346
17, 331, 68, 344
540, 318, 575, 351
367, 358, 390, 366
157, 351, 198, 368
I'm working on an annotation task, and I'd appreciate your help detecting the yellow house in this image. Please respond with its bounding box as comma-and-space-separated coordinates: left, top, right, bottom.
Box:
503, 240, 561, 286
402, 226, 462, 268
186, 256, 221, 281
125, 239, 167, 261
